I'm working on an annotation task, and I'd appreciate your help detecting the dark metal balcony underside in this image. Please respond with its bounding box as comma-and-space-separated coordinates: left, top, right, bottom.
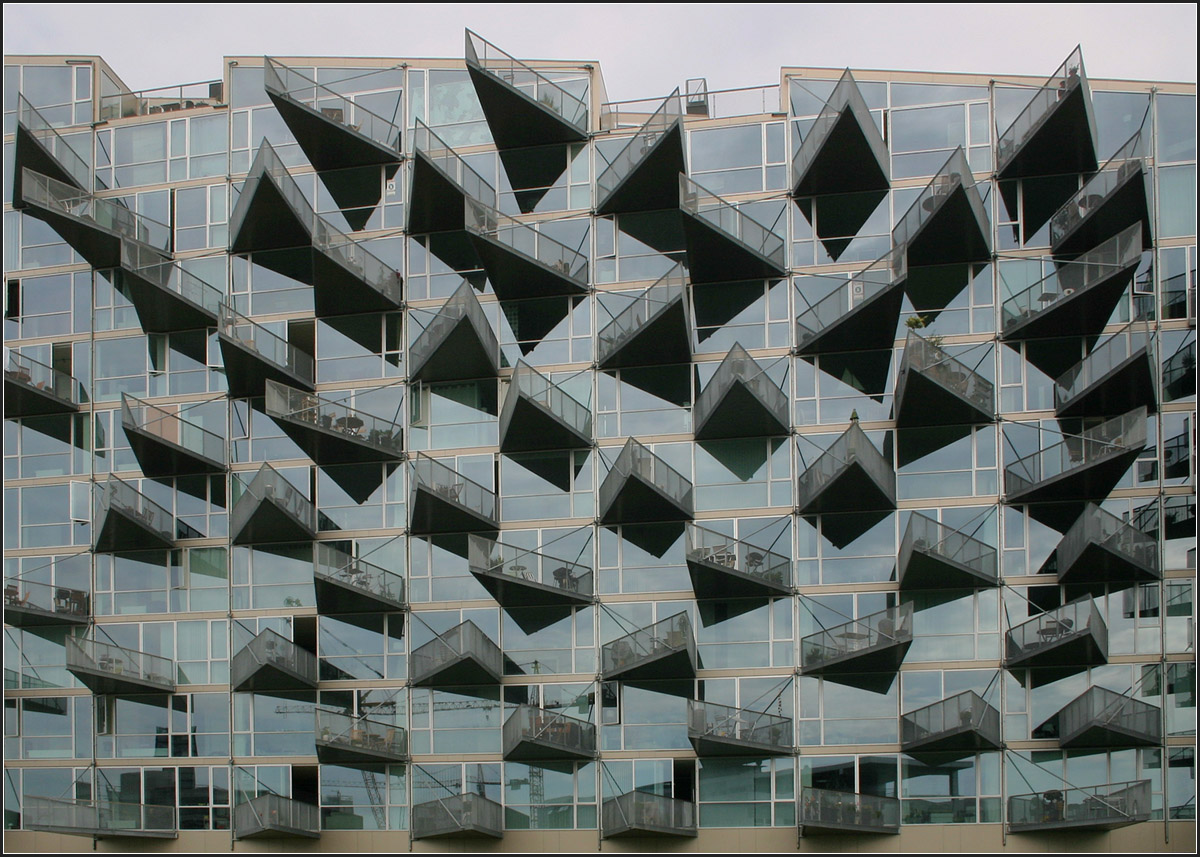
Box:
409, 315, 499, 384
693, 376, 790, 441
93, 506, 176, 553
312, 573, 406, 616
315, 732, 408, 765
597, 290, 691, 370
1055, 346, 1156, 420
266, 89, 401, 174
118, 264, 218, 334
13, 123, 86, 208
794, 107, 890, 197
21, 194, 129, 270
679, 210, 787, 286
1006, 627, 1107, 678
498, 389, 592, 453
407, 150, 472, 235
4, 601, 89, 629
469, 565, 593, 611
797, 459, 896, 516
229, 496, 318, 546
231, 656, 317, 694
796, 282, 905, 356
903, 719, 1001, 757
67, 659, 174, 696
894, 359, 994, 428
1002, 263, 1138, 347
1055, 533, 1160, 587
598, 471, 693, 526
217, 335, 315, 399
466, 65, 587, 151
271, 413, 404, 468
685, 553, 790, 600
603, 644, 697, 685
408, 484, 499, 536
466, 229, 588, 302
3, 375, 78, 418
409, 651, 501, 688
999, 83, 1098, 180
1053, 169, 1151, 259
802, 637, 912, 680
123, 422, 225, 479
596, 123, 685, 216
228, 170, 310, 255
503, 716, 596, 762
688, 720, 792, 758
411, 795, 504, 840
904, 185, 992, 268
1007, 447, 1144, 533
899, 544, 997, 591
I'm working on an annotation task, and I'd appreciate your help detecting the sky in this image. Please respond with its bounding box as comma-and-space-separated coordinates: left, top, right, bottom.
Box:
3, 3, 1197, 100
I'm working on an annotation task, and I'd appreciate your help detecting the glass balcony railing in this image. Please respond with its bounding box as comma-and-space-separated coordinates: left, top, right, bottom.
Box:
799, 787, 901, 834
3, 577, 90, 625
1004, 408, 1147, 500
595, 89, 682, 212
792, 68, 889, 194
23, 795, 177, 838
795, 248, 906, 352
464, 198, 589, 288
801, 603, 913, 673
218, 302, 315, 388
687, 699, 793, 753
411, 119, 498, 205
410, 453, 499, 528
121, 393, 226, 470
500, 361, 592, 447
99, 78, 223, 121
685, 522, 792, 591
407, 279, 500, 382
17, 95, 91, 190
899, 511, 998, 588
680, 173, 787, 272
120, 239, 222, 320
797, 422, 896, 513
469, 534, 595, 600
693, 344, 788, 437
1053, 685, 1162, 747
602, 791, 697, 838
410, 620, 504, 686
233, 794, 320, 840
66, 636, 176, 692
4, 348, 85, 411
596, 263, 689, 368
466, 29, 588, 135
1005, 597, 1108, 669
1008, 780, 1151, 832
411, 793, 504, 840
230, 628, 318, 692
1050, 130, 1148, 251
314, 542, 407, 612
891, 147, 990, 258
1054, 502, 1159, 583
602, 611, 697, 679
901, 690, 1001, 751
316, 708, 408, 760
503, 704, 597, 760
229, 462, 318, 543
1055, 319, 1154, 412
598, 437, 694, 523
264, 380, 404, 458
897, 329, 995, 420
997, 46, 1093, 176
95, 474, 180, 549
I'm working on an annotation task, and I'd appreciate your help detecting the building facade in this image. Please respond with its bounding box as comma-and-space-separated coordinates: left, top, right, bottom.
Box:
2, 34, 1196, 852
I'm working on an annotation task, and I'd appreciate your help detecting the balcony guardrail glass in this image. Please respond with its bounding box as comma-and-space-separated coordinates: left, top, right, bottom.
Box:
1005, 597, 1108, 666
316, 707, 408, 758
900, 330, 995, 416
891, 148, 990, 254
1008, 780, 1150, 832
67, 636, 175, 691
408, 280, 499, 380
411, 453, 499, 525
469, 534, 595, 599
265, 58, 402, 154
801, 603, 913, 672
121, 393, 226, 468
900, 512, 998, 585
685, 522, 791, 589
680, 173, 787, 270
22, 168, 172, 253
799, 786, 900, 833
1055, 502, 1160, 582
901, 690, 1001, 749
121, 239, 223, 318
23, 795, 176, 837
4, 348, 85, 406
602, 790, 696, 838
688, 699, 792, 749
792, 69, 889, 191
17, 95, 92, 189
230, 462, 318, 539
795, 248, 906, 351
694, 344, 788, 433
1055, 319, 1154, 408
464, 199, 589, 287
218, 303, 315, 386
234, 794, 320, 839
315, 542, 407, 609
412, 793, 504, 839
97, 474, 178, 545
466, 30, 588, 134
504, 361, 593, 443
100, 78, 223, 121
797, 422, 895, 510
997, 47, 1091, 174
265, 381, 404, 457
599, 438, 694, 520
3, 577, 90, 622
1050, 130, 1147, 249
410, 620, 504, 685
1005, 407, 1147, 498
596, 263, 689, 367
503, 704, 597, 757
1055, 685, 1162, 746
231, 628, 318, 689
596, 89, 682, 208
412, 119, 498, 206
602, 611, 696, 677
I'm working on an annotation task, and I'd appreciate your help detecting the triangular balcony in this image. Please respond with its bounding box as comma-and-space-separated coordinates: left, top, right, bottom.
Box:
601, 791, 697, 839
314, 543, 407, 615
20, 168, 172, 270
601, 612, 697, 683
693, 344, 789, 440
229, 463, 318, 545
792, 69, 890, 196
408, 453, 499, 535
465, 29, 589, 149
598, 438, 694, 525
228, 140, 310, 253
1005, 597, 1108, 683
217, 303, 315, 398
408, 119, 498, 234
411, 793, 504, 840
66, 636, 176, 695
687, 699, 793, 757
3, 578, 89, 628
117, 239, 221, 333
800, 603, 912, 679
596, 90, 686, 215
13, 95, 91, 206
685, 522, 791, 599
410, 620, 504, 687
4, 349, 85, 418
230, 628, 318, 692
464, 199, 589, 301
898, 512, 999, 590
233, 795, 320, 840
264, 380, 404, 466
407, 280, 500, 383
121, 393, 226, 478
596, 263, 692, 370
502, 704, 597, 762
1054, 319, 1157, 419
499, 361, 592, 453
93, 475, 186, 553
798, 787, 900, 836
21, 796, 177, 840
1051, 131, 1152, 259
1045, 685, 1162, 749
797, 422, 896, 515
1008, 780, 1150, 833
316, 708, 409, 764
468, 534, 594, 613
1053, 503, 1160, 586
901, 690, 1001, 757
795, 248, 907, 355
997, 47, 1098, 180
680, 174, 787, 283
892, 148, 991, 268
894, 331, 995, 427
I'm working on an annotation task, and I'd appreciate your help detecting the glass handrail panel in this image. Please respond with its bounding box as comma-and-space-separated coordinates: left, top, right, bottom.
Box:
121, 239, 222, 316
234, 793, 319, 836
316, 707, 408, 756
411, 452, 498, 523
600, 438, 694, 516
799, 787, 900, 830
264, 380, 404, 456
694, 344, 788, 430
98, 474, 177, 542
602, 611, 695, 675
217, 302, 315, 384
410, 619, 503, 682
1056, 685, 1161, 743
688, 699, 792, 746
4, 348, 86, 405
795, 247, 906, 346
891, 147, 990, 254
1056, 319, 1154, 404
17, 95, 92, 189
465, 30, 588, 132
121, 393, 226, 466
231, 627, 318, 686
24, 795, 177, 834
1050, 130, 1148, 247
797, 422, 895, 507
596, 262, 688, 366
685, 522, 792, 588
596, 89, 682, 207
503, 704, 596, 755
408, 279, 500, 377
1055, 503, 1159, 579
901, 330, 994, 414
508, 361, 592, 439
1005, 597, 1108, 662
3, 577, 90, 619
1008, 780, 1150, 829
411, 119, 498, 206
901, 690, 1000, 745
468, 534, 594, 598
314, 542, 406, 606
67, 636, 175, 688
680, 173, 786, 268
901, 512, 998, 582
21, 168, 172, 252
464, 199, 589, 286
231, 462, 318, 536
997, 46, 1091, 172
801, 603, 913, 670
792, 69, 889, 186
1005, 407, 1147, 495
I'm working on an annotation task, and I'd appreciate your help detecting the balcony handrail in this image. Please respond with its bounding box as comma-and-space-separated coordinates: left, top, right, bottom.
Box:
600, 437, 694, 518
1056, 318, 1154, 406
121, 239, 223, 316
410, 619, 503, 684
688, 698, 792, 746
234, 793, 319, 837
21, 167, 172, 253
901, 689, 1000, 745
4, 347, 86, 405
121, 393, 227, 466
316, 707, 408, 757
503, 703, 597, 756
411, 119, 498, 207
217, 302, 315, 384
901, 511, 998, 583
1056, 502, 1159, 580
412, 792, 503, 837
901, 329, 994, 414
98, 473, 177, 543
602, 611, 695, 675
603, 790, 695, 835
2, 576, 90, 619
597, 262, 689, 366
67, 635, 175, 688
264, 380, 404, 457
99, 78, 223, 121
596, 89, 682, 206
801, 602, 913, 669
465, 29, 589, 133
1005, 596, 1109, 663
694, 344, 788, 431
1050, 129, 1148, 247
798, 786, 900, 830
997, 46, 1090, 173
684, 522, 792, 588
464, 198, 589, 286
1057, 685, 1162, 743
680, 173, 786, 269
23, 794, 177, 834
468, 533, 594, 598
797, 421, 895, 508
230, 462, 318, 537
315, 542, 407, 607
892, 147, 990, 255
1007, 779, 1150, 828
1005, 407, 1148, 496
411, 452, 498, 524
408, 279, 499, 379
794, 247, 907, 349
17, 95, 92, 189
231, 627, 318, 686
507, 360, 593, 440
792, 69, 888, 188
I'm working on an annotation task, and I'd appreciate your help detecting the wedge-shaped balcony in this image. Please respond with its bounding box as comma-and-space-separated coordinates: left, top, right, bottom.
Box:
1049, 685, 1162, 748
314, 543, 407, 615
93, 475, 182, 553
680, 174, 787, 283
1000, 224, 1143, 345
499, 361, 592, 453
468, 534, 594, 611
231, 628, 318, 693
901, 691, 1001, 757
66, 636, 176, 695
997, 47, 1098, 180
1055, 319, 1156, 419
688, 699, 793, 757
410, 620, 504, 687
1051, 131, 1152, 258
22, 796, 176, 839
264, 57, 402, 173
892, 148, 991, 268
1008, 780, 1151, 833
264, 380, 403, 466
1005, 598, 1108, 679
4, 349, 85, 418
121, 394, 225, 477
464, 200, 589, 300
465, 29, 588, 149
13, 96, 90, 206
408, 280, 500, 383
409, 453, 499, 535
411, 793, 504, 841
602, 791, 697, 839
795, 249, 907, 355
800, 603, 913, 677
230, 463, 318, 546
20, 168, 172, 269
596, 90, 685, 215
685, 522, 791, 599
3, 578, 89, 628
694, 344, 789, 440
233, 794, 320, 840
596, 263, 692, 370
797, 422, 896, 515
602, 612, 697, 683
895, 331, 994, 427
599, 438, 694, 525
316, 708, 409, 764
217, 303, 315, 397
899, 512, 998, 591
408, 119, 498, 234
1054, 503, 1160, 586
798, 787, 900, 835
503, 704, 597, 761
792, 69, 889, 196
118, 239, 221, 333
